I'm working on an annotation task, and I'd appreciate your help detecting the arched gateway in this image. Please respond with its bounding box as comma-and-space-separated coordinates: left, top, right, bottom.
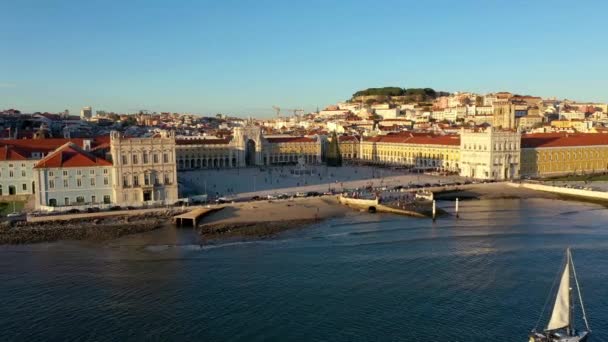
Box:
245, 140, 256, 166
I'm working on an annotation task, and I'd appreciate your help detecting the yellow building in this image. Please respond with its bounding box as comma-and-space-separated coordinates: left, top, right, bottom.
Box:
334, 135, 359, 160
176, 137, 236, 169
520, 133, 608, 177
550, 119, 592, 132
359, 133, 460, 171
175, 133, 321, 170
264, 137, 321, 165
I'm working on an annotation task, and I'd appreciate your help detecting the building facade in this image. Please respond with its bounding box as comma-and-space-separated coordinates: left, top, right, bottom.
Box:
33, 143, 113, 209
110, 131, 179, 206
175, 124, 322, 170
359, 133, 461, 172
521, 133, 608, 177
0, 138, 109, 199
492, 100, 516, 129
459, 128, 521, 180
336, 135, 360, 160
80, 106, 92, 120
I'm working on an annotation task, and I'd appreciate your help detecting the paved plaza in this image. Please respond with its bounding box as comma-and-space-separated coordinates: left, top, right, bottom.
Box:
178, 165, 466, 199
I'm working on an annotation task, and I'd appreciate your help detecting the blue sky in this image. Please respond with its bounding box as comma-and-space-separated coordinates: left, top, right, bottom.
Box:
1, 0, 607, 117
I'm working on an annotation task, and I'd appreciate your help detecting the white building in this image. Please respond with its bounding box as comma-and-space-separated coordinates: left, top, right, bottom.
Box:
80, 106, 93, 120
110, 130, 179, 206
33, 142, 113, 209
326, 121, 346, 134
375, 108, 400, 119
318, 109, 350, 118
0, 138, 109, 199
483, 94, 498, 106
560, 111, 586, 121
459, 128, 521, 180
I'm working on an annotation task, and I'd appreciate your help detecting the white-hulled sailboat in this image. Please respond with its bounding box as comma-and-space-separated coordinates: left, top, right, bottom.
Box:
529, 248, 591, 342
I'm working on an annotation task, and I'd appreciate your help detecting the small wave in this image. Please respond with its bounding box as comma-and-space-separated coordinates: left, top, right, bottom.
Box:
330, 219, 403, 228
143, 239, 295, 252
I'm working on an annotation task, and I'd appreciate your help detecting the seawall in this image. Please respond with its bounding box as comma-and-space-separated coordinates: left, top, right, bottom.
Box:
338, 195, 428, 218
507, 182, 608, 201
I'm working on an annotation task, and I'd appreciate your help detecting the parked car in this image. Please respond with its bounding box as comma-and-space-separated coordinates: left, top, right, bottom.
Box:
6, 212, 22, 218
109, 206, 122, 211
67, 209, 81, 214
86, 207, 101, 213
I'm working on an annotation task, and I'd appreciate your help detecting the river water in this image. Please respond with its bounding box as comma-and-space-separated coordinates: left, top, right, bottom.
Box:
1, 198, 607, 341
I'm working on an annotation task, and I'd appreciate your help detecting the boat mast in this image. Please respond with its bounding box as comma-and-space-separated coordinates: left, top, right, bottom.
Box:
568, 248, 573, 336
570, 249, 591, 332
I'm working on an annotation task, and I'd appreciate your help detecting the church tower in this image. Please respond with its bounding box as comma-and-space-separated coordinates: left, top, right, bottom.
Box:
492, 100, 515, 129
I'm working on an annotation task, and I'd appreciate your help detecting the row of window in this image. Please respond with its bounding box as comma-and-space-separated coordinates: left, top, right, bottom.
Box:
362, 147, 452, 153
122, 173, 172, 187
0, 183, 31, 195
0, 170, 27, 178
49, 177, 109, 189
361, 156, 457, 168
5, 163, 28, 168
48, 169, 109, 177
463, 142, 519, 151
362, 151, 457, 159
48, 195, 111, 207
121, 152, 171, 165
528, 150, 608, 162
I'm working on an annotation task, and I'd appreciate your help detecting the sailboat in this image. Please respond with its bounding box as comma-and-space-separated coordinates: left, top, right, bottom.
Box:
529, 248, 591, 342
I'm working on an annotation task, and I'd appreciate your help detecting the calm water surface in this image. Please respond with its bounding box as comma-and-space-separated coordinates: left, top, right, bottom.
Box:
1, 198, 608, 341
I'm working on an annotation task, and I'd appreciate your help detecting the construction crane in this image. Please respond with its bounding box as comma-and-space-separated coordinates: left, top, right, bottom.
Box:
289, 108, 305, 117
272, 106, 304, 118
272, 105, 281, 117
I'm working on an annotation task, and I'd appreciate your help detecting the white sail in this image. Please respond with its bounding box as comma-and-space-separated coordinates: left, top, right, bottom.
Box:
546, 259, 570, 331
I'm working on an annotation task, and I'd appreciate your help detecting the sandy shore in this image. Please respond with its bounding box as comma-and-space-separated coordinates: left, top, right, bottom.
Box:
433, 182, 562, 200
198, 196, 353, 239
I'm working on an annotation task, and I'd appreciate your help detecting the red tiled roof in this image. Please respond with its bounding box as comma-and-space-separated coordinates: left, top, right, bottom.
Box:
364, 133, 460, 146
33, 143, 112, 168
0, 137, 108, 149
338, 135, 359, 142
176, 138, 232, 145
522, 133, 608, 148
266, 137, 316, 143
0, 146, 27, 161
90, 142, 110, 152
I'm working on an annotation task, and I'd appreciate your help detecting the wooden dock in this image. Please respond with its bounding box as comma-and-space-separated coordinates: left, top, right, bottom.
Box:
173, 207, 220, 227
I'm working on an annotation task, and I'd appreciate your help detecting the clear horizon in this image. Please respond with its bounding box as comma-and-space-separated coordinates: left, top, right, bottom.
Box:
1, 0, 607, 117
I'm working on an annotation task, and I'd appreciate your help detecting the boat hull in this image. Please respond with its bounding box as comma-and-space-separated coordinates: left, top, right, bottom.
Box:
529, 331, 589, 342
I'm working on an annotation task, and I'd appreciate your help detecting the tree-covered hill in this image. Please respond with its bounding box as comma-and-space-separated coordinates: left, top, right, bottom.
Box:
351, 87, 450, 103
